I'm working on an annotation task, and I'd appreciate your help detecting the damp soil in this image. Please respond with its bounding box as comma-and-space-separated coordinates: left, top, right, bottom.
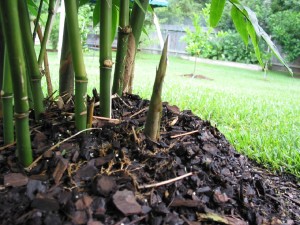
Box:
0, 93, 299, 225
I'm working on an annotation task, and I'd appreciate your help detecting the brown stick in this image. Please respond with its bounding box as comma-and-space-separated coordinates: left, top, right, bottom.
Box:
138, 172, 194, 189
35, 21, 53, 98
171, 130, 199, 139
0, 142, 16, 151
129, 107, 148, 118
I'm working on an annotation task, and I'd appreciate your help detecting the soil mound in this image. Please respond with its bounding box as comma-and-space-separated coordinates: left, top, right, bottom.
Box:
0, 94, 299, 225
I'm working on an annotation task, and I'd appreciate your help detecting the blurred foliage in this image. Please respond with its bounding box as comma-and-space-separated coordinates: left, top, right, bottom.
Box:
183, 5, 271, 64
268, 10, 300, 62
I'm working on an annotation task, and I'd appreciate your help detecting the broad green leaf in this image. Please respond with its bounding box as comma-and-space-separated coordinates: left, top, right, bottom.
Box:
209, 0, 226, 27
243, 6, 292, 74
27, 0, 38, 16
247, 22, 263, 66
260, 26, 293, 74
93, 0, 100, 27
112, 3, 119, 43
79, 0, 90, 7
147, 4, 154, 13
134, 0, 146, 14
231, 6, 248, 46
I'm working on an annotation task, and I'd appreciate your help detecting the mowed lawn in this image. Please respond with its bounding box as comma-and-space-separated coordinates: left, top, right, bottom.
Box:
46, 51, 300, 177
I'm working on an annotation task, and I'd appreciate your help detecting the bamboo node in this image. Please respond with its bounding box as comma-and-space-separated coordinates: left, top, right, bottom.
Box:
1, 95, 13, 99
103, 60, 114, 68
31, 78, 41, 83
75, 79, 88, 83
14, 112, 29, 119
119, 26, 132, 34
80, 111, 87, 116
21, 96, 29, 101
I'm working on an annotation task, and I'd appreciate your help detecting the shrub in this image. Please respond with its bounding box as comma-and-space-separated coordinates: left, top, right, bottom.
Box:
268, 10, 300, 62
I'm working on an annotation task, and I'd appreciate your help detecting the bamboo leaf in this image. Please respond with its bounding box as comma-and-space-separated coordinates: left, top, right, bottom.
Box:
247, 22, 262, 66
134, 0, 146, 14
209, 0, 226, 27
112, 3, 119, 43
79, 0, 90, 7
27, 0, 38, 16
93, 0, 100, 27
243, 6, 292, 74
231, 6, 248, 46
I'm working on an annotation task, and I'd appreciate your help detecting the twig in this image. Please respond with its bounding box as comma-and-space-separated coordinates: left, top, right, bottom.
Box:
284, 193, 300, 206
127, 215, 147, 225
93, 116, 121, 124
113, 94, 133, 109
132, 126, 140, 144
138, 172, 194, 189
129, 107, 148, 118
113, 217, 127, 225
0, 142, 16, 151
180, 215, 197, 225
171, 130, 199, 139
25, 128, 102, 171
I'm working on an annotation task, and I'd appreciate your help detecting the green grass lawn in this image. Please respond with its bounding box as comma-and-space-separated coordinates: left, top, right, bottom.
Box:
45, 50, 300, 177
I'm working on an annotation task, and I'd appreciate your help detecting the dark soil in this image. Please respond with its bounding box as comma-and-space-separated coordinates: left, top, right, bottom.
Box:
0, 93, 299, 225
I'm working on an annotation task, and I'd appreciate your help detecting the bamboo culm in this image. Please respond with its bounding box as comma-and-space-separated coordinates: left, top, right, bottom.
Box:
59, 19, 74, 102
1, 44, 14, 144
144, 37, 168, 141
19, 0, 45, 120
38, 0, 56, 67
112, 0, 131, 96
123, 0, 149, 93
0, 0, 33, 166
64, 0, 88, 130
100, 0, 113, 118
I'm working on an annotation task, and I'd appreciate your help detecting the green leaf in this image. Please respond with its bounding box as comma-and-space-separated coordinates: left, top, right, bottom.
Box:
243, 6, 292, 74
209, 0, 226, 27
134, 0, 146, 14
111, 3, 119, 43
147, 4, 154, 13
231, 6, 248, 46
27, 0, 38, 16
247, 22, 262, 66
79, 0, 90, 7
93, 0, 100, 27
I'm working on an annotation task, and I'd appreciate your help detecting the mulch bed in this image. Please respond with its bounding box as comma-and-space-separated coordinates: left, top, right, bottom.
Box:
0, 93, 299, 225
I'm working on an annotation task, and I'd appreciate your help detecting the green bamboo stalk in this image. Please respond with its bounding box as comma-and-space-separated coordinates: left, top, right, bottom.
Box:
59, 19, 74, 102
100, 0, 113, 118
123, 0, 149, 93
38, 0, 56, 67
0, 20, 4, 93
32, 0, 44, 41
112, 0, 131, 96
0, 0, 33, 166
36, 21, 53, 99
144, 37, 168, 141
64, 0, 88, 130
2, 48, 14, 144
19, 0, 45, 120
